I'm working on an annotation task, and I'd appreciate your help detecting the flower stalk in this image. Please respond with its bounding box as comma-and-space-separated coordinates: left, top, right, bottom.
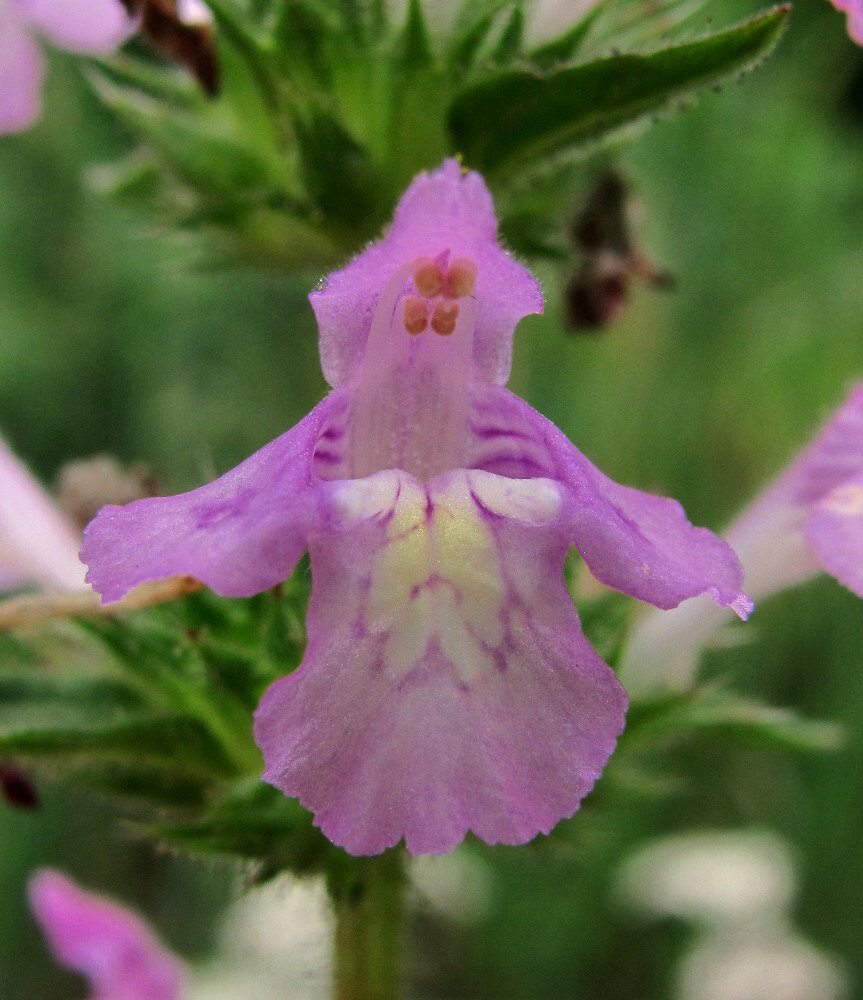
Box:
330, 851, 406, 1000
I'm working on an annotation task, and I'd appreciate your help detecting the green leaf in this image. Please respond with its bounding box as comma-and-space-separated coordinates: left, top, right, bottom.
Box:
527, 3, 605, 70
273, 0, 339, 87
202, 0, 278, 108
0, 710, 238, 775
490, 4, 524, 65
396, 0, 433, 71
92, 55, 207, 108
626, 686, 845, 755
448, 4, 509, 78
90, 77, 276, 198
149, 779, 335, 876
0, 675, 144, 729
293, 107, 382, 229
448, 6, 790, 176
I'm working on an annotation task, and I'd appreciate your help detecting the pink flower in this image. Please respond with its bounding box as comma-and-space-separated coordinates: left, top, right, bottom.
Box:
0, 0, 134, 134
28, 868, 186, 1000
0, 436, 86, 592
622, 384, 863, 692
82, 161, 749, 855
830, 0, 863, 45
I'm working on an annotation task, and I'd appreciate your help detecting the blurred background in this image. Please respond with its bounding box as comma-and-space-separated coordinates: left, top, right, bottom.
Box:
1, 0, 862, 997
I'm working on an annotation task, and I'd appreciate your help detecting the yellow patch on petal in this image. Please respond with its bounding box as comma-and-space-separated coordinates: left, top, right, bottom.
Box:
366, 476, 506, 682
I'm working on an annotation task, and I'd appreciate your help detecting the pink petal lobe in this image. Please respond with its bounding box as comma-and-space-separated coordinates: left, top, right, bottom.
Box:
469, 386, 750, 615
12, 0, 136, 53
254, 469, 626, 856
82, 392, 347, 603
28, 869, 185, 1000
0, 11, 44, 134
311, 159, 542, 389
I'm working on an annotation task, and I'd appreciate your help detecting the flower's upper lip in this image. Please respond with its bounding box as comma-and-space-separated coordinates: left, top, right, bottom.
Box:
310, 159, 543, 390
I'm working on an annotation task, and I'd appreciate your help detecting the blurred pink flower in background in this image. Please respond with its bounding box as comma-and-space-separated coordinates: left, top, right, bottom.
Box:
0, 436, 86, 592
830, 0, 863, 45
0, 0, 134, 134
621, 384, 863, 693
29, 868, 186, 1000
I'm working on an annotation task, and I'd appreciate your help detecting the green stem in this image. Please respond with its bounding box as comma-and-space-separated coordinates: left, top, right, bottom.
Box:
329, 851, 405, 1000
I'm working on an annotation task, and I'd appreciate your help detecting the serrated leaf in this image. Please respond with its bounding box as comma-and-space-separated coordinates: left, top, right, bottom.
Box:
91, 77, 275, 198
0, 713, 238, 774
527, 4, 604, 70
397, 0, 433, 70
490, 4, 524, 65
149, 780, 334, 875
448, 6, 789, 175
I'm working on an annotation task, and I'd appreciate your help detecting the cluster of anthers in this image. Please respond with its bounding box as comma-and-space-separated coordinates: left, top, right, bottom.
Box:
402, 257, 478, 336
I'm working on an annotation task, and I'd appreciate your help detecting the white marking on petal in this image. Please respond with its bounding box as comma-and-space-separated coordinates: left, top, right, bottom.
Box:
468, 472, 562, 525
326, 471, 403, 527
819, 482, 863, 517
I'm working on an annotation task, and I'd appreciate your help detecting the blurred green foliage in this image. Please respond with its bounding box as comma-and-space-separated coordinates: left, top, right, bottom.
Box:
0, 0, 862, 998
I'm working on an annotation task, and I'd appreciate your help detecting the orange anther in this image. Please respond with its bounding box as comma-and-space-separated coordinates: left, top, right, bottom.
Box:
431, 300, 459, 336
413, 257, 444, 298
403, 295, 429, 335
443, 258, 477, 299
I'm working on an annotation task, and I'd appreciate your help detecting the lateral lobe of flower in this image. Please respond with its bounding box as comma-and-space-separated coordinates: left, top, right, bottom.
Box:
255, 469, 627, 856
468, 385, 751, 617
82, 393, 349, 603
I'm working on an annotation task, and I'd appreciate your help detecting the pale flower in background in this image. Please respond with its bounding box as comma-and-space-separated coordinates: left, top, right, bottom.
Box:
617, 830, 847, 1000
0, 436, 86, 592
188, 878, 332, 1000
